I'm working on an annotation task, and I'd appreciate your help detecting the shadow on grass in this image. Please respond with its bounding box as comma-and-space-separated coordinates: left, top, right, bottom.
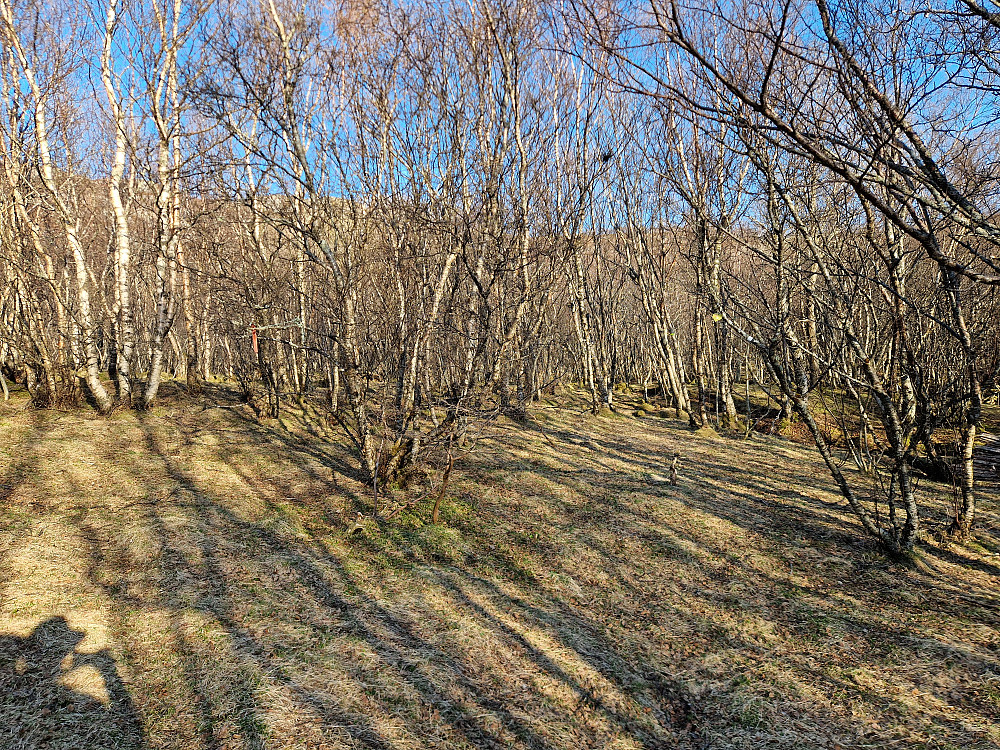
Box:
44, 396, 1000, 749
69, 408, 702, 749
0, 617, 146, 750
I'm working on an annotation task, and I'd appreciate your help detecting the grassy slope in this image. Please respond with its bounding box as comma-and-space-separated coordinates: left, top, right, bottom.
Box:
0, 383, 998, 750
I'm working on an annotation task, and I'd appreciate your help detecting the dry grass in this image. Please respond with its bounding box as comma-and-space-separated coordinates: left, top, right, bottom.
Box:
0, 382, 998, 750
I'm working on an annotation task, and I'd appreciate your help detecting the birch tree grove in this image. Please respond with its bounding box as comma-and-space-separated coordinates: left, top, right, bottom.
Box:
0, 0, 997, 552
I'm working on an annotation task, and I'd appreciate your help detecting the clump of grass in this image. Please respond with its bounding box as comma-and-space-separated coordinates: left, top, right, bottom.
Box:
407, 524, 466, 564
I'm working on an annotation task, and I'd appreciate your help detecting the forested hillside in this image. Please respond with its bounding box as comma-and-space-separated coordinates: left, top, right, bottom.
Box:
1, 1, 999, 747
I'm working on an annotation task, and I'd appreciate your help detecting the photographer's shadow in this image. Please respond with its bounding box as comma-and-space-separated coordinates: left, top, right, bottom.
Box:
0, 616, 145, 749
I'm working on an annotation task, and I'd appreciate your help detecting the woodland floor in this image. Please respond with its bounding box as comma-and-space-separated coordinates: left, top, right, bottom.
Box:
0, 383, 998, 750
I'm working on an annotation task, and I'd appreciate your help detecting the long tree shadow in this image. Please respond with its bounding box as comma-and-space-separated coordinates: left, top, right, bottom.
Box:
454, 416, 1000, 738
60, 402, 1000, 749
82, 413, 574, 749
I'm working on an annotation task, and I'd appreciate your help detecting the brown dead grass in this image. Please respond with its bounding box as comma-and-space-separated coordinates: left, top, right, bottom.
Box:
0, 381, 998, 750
